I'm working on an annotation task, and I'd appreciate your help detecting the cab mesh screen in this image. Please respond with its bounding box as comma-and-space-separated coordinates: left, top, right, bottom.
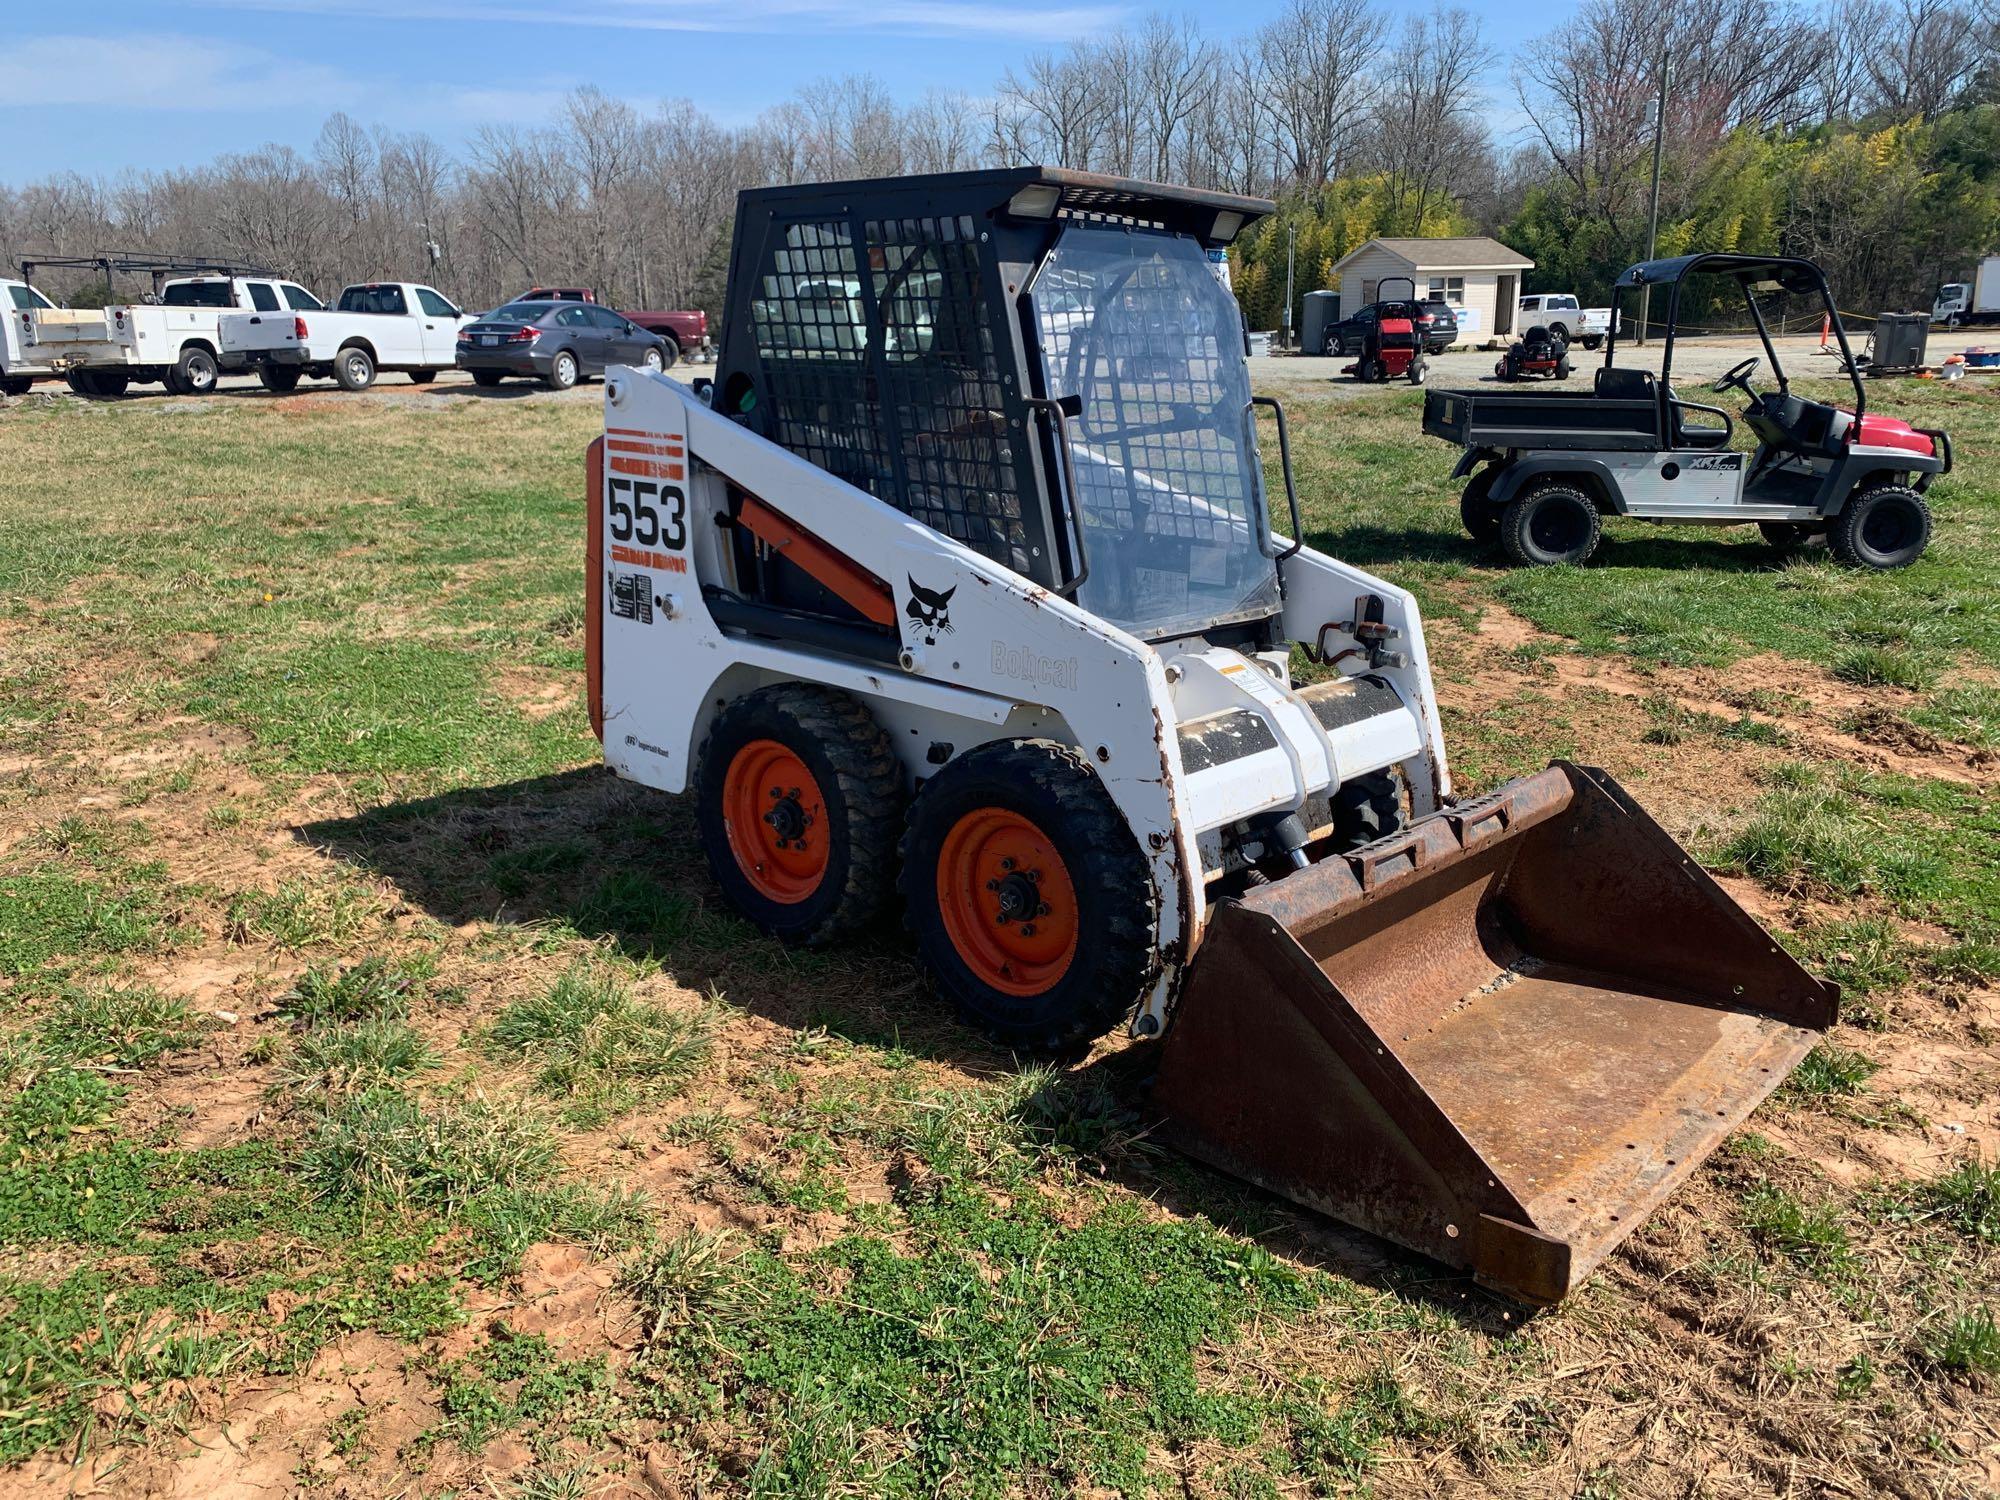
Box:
746, 216, 1034, 575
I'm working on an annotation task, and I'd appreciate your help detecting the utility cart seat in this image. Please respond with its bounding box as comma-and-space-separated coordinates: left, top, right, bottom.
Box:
1594, 367, 1654, 401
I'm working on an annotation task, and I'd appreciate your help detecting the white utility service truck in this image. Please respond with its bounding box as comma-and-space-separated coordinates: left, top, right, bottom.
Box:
227, 280, 476, 391
23, 272, 321, 396
1, 278, 59, 394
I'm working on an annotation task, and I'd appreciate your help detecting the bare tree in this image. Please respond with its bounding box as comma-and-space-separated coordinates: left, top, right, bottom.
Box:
1137, 15, 1217, 182
1371, 7, 1485, 229
1850, 0, 1983, 119
1256, 0, 1385, 188
998, 44, 1113, 168
904, 90, 981, 174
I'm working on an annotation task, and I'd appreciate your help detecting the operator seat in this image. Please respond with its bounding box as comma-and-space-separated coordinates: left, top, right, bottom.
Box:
1594, 366, 1655, 400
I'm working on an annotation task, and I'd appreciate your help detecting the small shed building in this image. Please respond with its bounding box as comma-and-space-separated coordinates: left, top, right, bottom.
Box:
1326, 237, 1536, 346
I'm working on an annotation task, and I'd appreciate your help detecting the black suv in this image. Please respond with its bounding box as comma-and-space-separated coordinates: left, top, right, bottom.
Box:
1325, 298, 1459, 356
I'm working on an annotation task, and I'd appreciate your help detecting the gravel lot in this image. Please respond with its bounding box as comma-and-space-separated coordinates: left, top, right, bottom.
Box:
1249, 331, 1852, 394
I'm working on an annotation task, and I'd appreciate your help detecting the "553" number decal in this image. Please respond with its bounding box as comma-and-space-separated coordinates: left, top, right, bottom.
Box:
607, 476, 686, 550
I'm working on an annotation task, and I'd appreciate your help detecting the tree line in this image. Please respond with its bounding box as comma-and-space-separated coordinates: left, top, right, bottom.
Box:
4, 0, 1998, 326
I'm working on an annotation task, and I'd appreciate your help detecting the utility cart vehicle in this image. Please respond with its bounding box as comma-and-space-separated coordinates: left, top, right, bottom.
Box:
587, 171, 1832, 1304
1430, 253, 1950, 568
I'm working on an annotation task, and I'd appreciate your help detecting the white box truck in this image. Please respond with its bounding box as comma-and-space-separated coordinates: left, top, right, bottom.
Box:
1933, 257, 2000, 326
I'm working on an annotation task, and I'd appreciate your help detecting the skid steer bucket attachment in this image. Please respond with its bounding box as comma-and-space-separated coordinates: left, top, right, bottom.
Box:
1153, 762, 1837, 1305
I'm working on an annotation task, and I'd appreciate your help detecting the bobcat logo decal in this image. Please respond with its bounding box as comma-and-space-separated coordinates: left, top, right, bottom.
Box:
905, 576, 956, 645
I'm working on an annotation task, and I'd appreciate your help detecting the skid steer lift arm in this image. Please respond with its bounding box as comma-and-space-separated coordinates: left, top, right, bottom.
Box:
588, 167, 1834, 1304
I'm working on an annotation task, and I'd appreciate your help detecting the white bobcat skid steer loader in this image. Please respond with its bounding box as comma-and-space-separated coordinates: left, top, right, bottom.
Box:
587, 169, 1835, 1304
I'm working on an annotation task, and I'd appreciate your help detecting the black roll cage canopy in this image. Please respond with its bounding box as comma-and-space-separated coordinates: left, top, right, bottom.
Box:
1604, 252, 1867, 420
18, 253, 278, 302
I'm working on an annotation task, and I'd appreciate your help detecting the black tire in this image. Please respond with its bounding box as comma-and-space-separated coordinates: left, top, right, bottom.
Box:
1500, 356, 1519, 382
1332, 770, 1405, 851
1460, 468, 1502, 544
0, 375, 32, 397
1758, 520, 1816, 550
260, 365, 302, 393
1549, 322, 1570, 343
1407, 356, 1427, 386
1356, 357, 1378, 382
1828, 485, 1931, 570
639, 347, 665, 376
1501, 481, 1602, 567
408, 369, 436, 385
65, 369, 100, 397
658, 338, 680, 371
694, 684, 904, 946
900, 739, 1157, 1053
544, 350, 578, 391
471, 370, 505, 388
334, 345, 376, 392
1556, 356, 1573, 379
91, 371, 129, 398
1323, 331, 1340, 358
173, 346, 219, 396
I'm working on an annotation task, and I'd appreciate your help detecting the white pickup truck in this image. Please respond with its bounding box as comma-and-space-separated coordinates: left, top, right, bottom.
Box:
227, 281, 475, 391
1515, 292, 1616, 351
24, 274, 322, 396
2, 278, 60, 394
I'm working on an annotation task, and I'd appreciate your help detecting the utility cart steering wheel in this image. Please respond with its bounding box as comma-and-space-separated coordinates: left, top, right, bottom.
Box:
1712, 356, 1761, 398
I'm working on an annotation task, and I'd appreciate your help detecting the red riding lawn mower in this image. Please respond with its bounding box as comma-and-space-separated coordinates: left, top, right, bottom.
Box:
1496, 324, 1573, 381
1341, 275, 1428, 385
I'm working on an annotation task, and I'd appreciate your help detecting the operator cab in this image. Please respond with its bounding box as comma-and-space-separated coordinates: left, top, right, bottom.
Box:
706, 168, 1293, 660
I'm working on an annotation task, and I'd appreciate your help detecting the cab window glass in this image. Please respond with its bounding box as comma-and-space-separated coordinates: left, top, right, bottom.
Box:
416, 287, 457, 318
248, 283, 280, 312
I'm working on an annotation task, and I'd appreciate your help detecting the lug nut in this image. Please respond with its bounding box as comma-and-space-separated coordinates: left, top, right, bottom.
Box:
1000, 857, 1014, 871
1021, 924, 1036, 936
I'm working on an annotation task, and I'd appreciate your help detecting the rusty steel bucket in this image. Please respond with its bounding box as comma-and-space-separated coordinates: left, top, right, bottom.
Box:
1152, 762, 1838, 1305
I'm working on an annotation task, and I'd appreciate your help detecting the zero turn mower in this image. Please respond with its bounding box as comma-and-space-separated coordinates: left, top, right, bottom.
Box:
1341, 275, 1427, 385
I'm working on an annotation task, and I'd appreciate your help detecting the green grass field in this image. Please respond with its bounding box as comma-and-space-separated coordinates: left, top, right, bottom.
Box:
0, 377, 1995, 1495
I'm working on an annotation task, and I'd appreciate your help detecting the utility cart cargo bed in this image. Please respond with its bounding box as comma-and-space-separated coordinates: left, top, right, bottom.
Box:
1422, 387, 1660, 451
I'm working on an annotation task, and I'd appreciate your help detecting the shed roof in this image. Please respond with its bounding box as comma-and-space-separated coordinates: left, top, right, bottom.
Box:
1331, 236, 1534, 274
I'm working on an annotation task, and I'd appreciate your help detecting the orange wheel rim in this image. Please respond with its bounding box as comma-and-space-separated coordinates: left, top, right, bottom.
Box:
935, 808, 1079, 997
721, 739, 829, 904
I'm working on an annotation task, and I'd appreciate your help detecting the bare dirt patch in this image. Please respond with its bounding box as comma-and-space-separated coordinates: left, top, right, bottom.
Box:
1453, 597, 1997, 788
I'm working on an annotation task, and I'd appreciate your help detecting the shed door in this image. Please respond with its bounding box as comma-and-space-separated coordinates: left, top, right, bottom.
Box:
1496, 275, 1517, 336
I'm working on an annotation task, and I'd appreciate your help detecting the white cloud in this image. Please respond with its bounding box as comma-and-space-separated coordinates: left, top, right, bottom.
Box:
3, 34, 355, 112
191, 0, 1127, 42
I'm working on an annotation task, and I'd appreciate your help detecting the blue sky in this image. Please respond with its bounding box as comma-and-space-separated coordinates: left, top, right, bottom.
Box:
5, 0, 1570, 180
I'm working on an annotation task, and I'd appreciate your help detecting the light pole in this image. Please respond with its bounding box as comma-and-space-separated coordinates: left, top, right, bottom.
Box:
1282, 222, 1296, 350
1637, 47, 1670, 346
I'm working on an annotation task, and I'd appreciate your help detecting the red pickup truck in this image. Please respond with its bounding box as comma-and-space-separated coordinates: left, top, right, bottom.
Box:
516, 287, 709, 367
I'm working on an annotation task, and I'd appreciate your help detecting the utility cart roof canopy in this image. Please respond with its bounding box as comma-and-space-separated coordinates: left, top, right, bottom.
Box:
1615, 253, 1825, 294
736, 166, 1274, 246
